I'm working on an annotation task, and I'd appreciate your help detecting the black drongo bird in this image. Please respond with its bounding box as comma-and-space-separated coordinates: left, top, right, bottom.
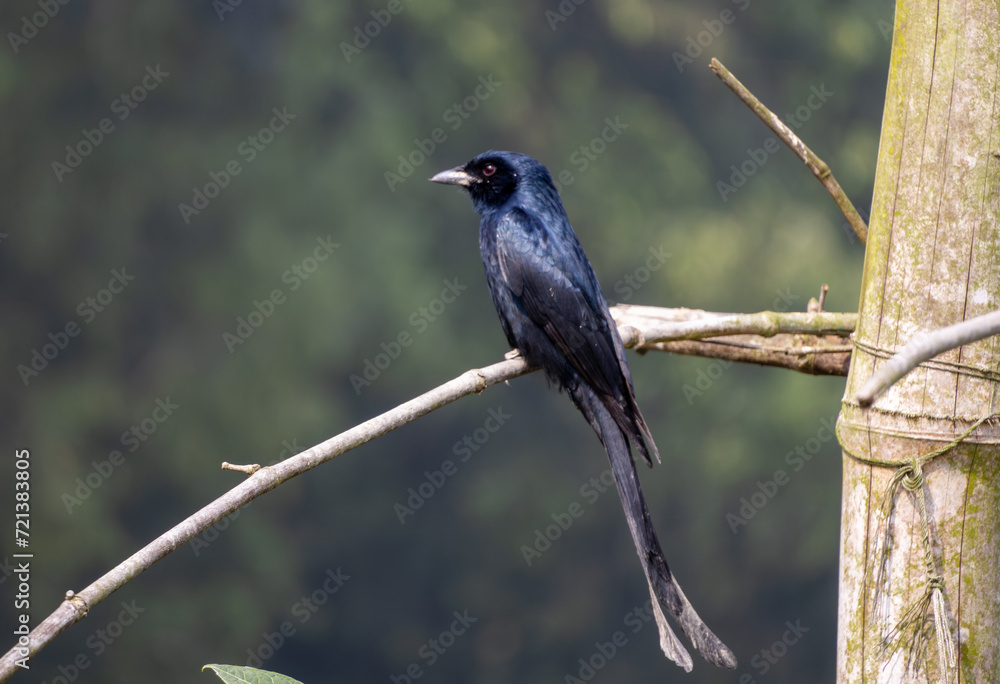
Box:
431, 151, 735, 672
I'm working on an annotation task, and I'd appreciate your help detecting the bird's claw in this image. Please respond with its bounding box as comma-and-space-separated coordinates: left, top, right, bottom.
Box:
504, 348, 522, 360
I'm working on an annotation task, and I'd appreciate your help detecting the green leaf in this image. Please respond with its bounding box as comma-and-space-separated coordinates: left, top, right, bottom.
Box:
202, 664, 304, 684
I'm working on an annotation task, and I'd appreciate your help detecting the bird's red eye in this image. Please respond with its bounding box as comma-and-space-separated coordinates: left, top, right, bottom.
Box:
483, 164, 496, 176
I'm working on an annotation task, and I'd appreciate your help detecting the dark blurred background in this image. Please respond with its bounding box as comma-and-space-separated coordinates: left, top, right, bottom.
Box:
0, 1, 891, 682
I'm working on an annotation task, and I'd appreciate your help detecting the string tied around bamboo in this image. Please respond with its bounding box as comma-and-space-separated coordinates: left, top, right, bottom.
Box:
837, 412, 998, 682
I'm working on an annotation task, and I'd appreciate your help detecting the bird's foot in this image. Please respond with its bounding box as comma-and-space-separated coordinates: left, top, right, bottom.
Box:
504, 348, 522, 360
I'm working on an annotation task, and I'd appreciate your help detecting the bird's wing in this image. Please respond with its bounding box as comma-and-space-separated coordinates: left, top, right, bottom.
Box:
494, 207, 661, 466
494, 208, 624, 402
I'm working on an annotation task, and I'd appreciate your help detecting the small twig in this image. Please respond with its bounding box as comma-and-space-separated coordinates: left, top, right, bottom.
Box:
221, 462, 261, 475
709, 58, 868, 245
856, 310, 1000, 407
808, 284, 830, 313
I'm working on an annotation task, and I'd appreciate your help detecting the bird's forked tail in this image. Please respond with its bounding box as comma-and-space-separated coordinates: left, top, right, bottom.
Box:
573, 386, 737, 672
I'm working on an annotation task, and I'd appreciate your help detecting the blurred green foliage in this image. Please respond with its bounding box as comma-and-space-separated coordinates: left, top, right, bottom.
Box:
0, 0, 890, 682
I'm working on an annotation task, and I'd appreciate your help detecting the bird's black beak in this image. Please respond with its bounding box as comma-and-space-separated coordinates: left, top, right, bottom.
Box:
430, 166, 477, 187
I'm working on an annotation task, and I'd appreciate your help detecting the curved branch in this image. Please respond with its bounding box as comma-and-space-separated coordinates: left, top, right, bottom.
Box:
855, 309, 1000, 407
0, 360, 531, 680
0, 304, 857, 680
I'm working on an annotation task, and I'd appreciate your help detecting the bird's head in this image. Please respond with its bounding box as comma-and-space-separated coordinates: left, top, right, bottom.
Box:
430, 151, 555, 214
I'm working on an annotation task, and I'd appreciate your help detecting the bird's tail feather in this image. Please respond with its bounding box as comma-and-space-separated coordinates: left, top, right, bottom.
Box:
574, 387, 737, 671
601, 394, 660, 468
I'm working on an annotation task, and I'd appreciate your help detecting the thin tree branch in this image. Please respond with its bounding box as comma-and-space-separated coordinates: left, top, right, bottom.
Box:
0, 304, 857, 680
0, 359, 532, 681
650, 337, 852, 376
612, 304, 857, 344
709, 57, 869, 245
612, 305, 855, 375
855, 309, 1000, 407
